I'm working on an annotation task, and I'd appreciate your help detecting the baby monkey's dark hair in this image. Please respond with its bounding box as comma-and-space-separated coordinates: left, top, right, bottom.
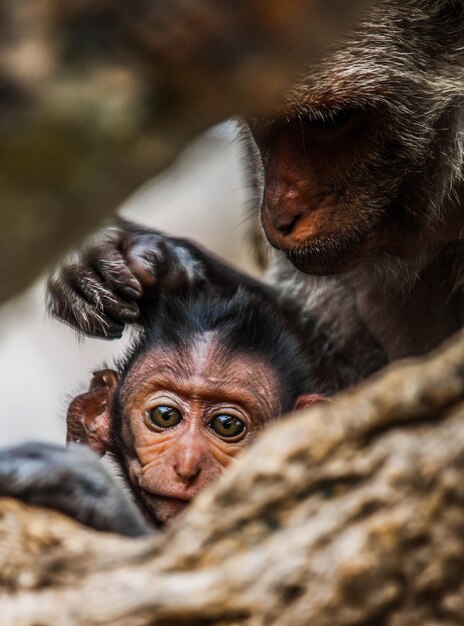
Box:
117, 288, 315, 414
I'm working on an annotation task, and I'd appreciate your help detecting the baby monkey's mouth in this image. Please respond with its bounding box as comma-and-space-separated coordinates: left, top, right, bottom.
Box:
141, 488, 192, 523
142, 488, 192, 503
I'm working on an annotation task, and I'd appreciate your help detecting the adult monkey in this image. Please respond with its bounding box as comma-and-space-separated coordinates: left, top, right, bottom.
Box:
249, 0, 464, 369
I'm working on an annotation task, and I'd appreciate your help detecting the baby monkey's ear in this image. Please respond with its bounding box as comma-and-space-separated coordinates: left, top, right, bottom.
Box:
66, 369, 119, 456
294, 394, 328, 411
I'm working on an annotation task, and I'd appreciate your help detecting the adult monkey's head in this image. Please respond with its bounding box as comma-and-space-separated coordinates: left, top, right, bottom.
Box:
250, 0, 464, 275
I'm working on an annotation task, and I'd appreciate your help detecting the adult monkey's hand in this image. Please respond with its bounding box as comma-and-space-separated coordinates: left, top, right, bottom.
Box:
0, 442, 152, 536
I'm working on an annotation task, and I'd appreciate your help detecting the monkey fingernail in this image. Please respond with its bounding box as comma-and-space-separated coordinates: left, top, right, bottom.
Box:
119, 307, 139, 321
126, 276, 143, 294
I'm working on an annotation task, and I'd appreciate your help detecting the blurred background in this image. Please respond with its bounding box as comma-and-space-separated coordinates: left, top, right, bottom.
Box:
0, 123, 261, 446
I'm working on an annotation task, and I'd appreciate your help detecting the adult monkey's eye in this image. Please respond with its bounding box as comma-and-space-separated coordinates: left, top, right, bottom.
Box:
148, 406, 182, 429
209, 414, 246, 439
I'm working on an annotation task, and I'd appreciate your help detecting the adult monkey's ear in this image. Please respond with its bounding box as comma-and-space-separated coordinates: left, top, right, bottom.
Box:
66, 369, 119, 456
294, 394, 328, 411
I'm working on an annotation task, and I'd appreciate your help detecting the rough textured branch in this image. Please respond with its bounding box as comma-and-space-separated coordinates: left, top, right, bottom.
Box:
0, 0, 367, 303
1, 330, 464, 625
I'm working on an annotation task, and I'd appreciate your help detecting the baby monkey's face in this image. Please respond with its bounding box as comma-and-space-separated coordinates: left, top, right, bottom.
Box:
66, 335, 325, 527
120, 337, 282, 525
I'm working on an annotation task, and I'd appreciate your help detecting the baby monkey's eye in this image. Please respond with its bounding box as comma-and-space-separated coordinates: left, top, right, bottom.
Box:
209, 414, 246, 439
149, 406, 182, 429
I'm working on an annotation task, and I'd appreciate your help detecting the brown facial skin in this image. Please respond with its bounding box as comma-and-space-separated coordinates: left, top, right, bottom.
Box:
119, 335, 282, 524
253, 105, 419, 275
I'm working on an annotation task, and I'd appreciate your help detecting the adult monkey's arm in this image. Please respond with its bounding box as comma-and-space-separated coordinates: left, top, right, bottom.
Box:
0, 0, 369, 303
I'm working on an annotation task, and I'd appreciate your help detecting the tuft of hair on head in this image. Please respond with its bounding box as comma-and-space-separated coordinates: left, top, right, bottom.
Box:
116, 288, 315, 413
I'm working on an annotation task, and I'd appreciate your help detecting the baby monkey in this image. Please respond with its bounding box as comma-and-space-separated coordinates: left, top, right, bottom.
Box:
0, 222, 328, 535
68, 288, 325, 527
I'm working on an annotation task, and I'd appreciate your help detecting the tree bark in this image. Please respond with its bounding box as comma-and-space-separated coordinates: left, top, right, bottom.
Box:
0, 0, 367, 303
1, 330, 464, 625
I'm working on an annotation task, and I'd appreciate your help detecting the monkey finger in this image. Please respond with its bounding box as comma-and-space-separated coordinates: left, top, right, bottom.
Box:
47, 274, 125, 338
75, 268, 140, 325
90, 247, 143, 301
60, 298, 124, 339
124, 234, 169, 289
